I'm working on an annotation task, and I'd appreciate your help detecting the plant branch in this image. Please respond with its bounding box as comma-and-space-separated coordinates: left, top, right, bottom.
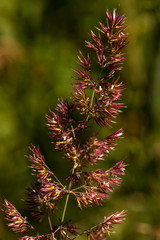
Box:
61, 178, 73, 224
48, 215, 55, 240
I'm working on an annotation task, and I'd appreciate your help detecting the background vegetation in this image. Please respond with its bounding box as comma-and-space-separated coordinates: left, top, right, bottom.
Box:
0, 0, 160, 239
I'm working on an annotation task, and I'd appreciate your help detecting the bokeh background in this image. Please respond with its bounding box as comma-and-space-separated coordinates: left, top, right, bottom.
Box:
0, 0, 160, 239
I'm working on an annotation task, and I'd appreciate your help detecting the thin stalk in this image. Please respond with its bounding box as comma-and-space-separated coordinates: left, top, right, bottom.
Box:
61, 70, 103, 224
86, 69, 103, 122
61, 125, 76, 223
52, 172, 65, 188
45, 161, 64, 188
86, 89, 95, 122
48, 215, 55, 240
71, 184, 86, 192
61, 177, 73, 223
71, 221, 103, 240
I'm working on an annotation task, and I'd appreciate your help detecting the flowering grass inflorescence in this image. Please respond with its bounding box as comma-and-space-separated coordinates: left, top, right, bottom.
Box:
3, 9, 128, 240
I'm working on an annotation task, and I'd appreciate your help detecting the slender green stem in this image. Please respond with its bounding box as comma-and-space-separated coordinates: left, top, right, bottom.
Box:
61, 182, 72, 223
86, 69, 103, 122
61, 168, 74, 223
61, 125, 76, 224
90, 88, 96, 105
86, 89, 95, 122
61, 71, 102, 224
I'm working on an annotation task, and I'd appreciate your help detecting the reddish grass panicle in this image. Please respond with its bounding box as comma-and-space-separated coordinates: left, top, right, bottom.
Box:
3, 8, 128, 240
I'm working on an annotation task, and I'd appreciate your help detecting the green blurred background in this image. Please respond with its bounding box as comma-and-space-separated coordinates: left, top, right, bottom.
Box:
0, 0, 160, 239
